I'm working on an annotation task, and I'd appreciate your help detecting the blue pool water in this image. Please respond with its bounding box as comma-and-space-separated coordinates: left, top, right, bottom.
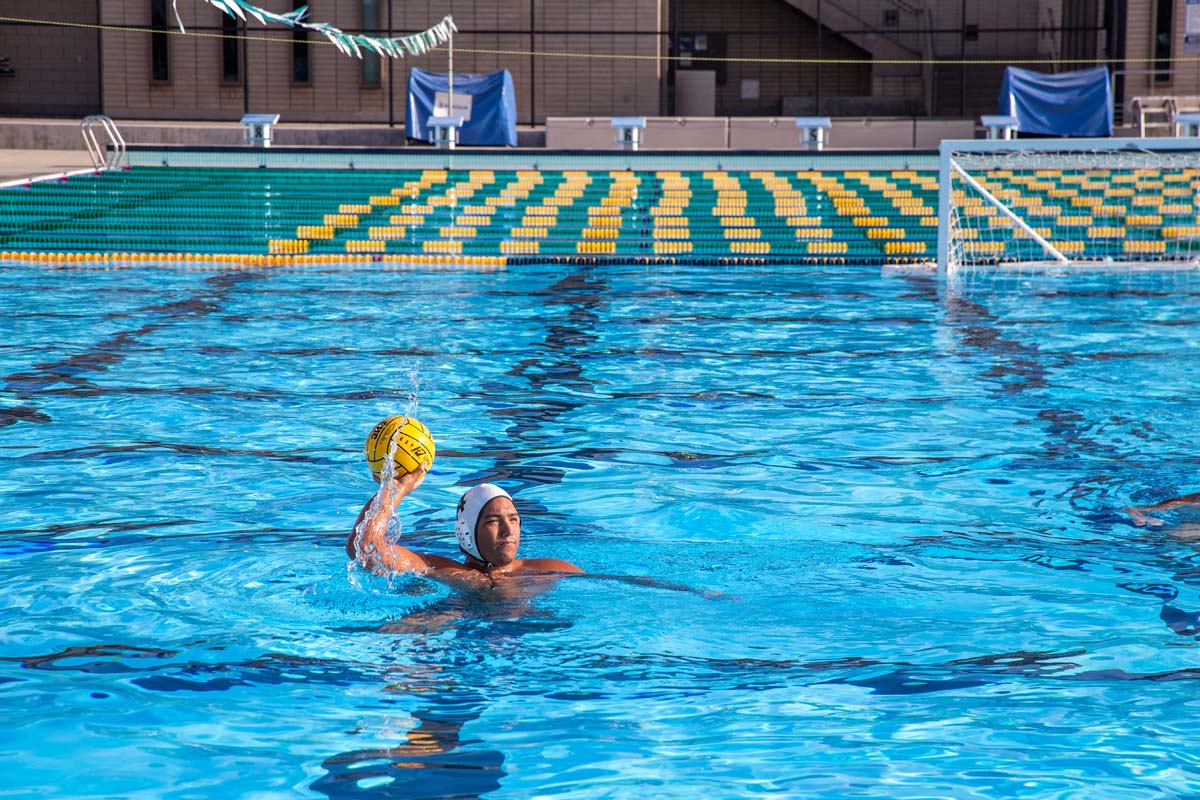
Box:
3, 261, 1200, 798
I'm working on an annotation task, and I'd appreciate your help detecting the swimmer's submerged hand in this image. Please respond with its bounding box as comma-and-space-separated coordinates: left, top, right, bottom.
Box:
1128, 507, 1165, 528
1127, 493, 1200, 528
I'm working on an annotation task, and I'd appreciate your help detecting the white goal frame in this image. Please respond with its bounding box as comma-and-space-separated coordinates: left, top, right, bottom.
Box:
937, 136, 1200, 273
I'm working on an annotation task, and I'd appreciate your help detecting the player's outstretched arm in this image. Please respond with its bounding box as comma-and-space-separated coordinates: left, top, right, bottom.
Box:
1130, 492, 1200, 527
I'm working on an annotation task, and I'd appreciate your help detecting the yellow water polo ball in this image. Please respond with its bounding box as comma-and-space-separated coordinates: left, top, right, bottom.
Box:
364, 415, 436, 480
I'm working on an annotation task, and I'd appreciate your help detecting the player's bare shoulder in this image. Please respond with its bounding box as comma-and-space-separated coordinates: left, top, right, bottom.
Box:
514, 557, 584, 574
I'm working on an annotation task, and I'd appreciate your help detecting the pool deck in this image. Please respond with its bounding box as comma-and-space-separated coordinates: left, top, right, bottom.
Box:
0, 150, 97, 183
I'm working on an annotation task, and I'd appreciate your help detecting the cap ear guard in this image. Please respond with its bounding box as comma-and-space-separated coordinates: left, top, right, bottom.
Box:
455, 483, 512, 563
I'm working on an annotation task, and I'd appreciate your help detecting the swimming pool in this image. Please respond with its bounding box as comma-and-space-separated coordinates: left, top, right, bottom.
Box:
3, 260, 1200, 798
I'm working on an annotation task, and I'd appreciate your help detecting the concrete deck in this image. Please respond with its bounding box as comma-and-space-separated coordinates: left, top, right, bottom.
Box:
0, 118, 547, 181
0, 116, 1149, 183
0, 117, 546, 152
0, 150, 96, 183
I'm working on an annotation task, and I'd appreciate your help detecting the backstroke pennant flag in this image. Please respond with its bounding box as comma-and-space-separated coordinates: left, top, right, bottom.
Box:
175, 1, 455, 59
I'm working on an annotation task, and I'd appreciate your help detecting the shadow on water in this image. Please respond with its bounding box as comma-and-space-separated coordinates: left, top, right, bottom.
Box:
461, 270, 608, 501
12, 590, 1200, 800
313, 709, 505, 800
942, 278, 1190, 521
1, 271, 262, 427
0, 591, 567, 799
314, 595, 574, 800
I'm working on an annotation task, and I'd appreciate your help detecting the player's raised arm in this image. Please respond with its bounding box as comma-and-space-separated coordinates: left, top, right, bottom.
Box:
347, 463, 432, 573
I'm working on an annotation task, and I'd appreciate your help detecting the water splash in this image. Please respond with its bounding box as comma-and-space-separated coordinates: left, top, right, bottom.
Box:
403, 363, 423, 418
349, 435, 404, 566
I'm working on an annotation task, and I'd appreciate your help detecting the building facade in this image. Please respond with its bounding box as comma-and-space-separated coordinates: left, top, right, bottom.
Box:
0, 0, 1181, 124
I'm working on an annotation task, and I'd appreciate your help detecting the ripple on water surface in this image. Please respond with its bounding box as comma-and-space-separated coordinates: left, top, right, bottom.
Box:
3, 263, 1200, 798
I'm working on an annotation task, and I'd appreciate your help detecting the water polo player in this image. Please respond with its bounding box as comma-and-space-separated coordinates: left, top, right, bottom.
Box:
347, 463, 583, 593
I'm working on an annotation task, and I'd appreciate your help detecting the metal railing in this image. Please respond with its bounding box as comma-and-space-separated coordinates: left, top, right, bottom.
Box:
81, 115, 127, 170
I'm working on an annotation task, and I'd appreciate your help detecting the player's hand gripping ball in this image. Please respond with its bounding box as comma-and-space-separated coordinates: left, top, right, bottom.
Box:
364, 416, 436, 481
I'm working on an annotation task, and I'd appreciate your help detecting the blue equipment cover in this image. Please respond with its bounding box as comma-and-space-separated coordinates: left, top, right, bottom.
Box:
999, 66, 1113, 137
406, 68, 518, 147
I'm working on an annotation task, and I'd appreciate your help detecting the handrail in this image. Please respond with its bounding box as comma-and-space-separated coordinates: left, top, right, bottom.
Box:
81, 115, 127, 170
888, 0, 923, 17
1129, 95, 1174, 136
780, 0, 922, 60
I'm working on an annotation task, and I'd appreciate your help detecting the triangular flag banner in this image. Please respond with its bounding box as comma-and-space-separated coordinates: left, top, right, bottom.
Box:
182, 2, 454, 60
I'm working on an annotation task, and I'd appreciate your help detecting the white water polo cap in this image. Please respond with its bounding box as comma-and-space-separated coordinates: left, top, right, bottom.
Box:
455, 483, 513, 562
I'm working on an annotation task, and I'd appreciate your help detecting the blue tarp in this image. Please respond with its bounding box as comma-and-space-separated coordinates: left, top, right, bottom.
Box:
406, 68, 518, 147
999, 66, 1113, 137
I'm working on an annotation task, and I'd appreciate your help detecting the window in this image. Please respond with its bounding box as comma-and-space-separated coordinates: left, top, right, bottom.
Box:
150, 0, 169, 82
361, 0, 381, 87
292, 0, 311, 84
1155, 0, 1174, 82
221, 12, 240, 83
882, 9, 899, 27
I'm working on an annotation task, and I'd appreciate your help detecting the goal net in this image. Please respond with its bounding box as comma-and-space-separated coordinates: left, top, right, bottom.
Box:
938, 137, 1200, 272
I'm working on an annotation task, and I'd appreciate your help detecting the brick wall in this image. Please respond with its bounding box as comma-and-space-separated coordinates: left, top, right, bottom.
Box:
0, 2, 101, 116
5, 0, 1187, 124
96, 0, 665, 124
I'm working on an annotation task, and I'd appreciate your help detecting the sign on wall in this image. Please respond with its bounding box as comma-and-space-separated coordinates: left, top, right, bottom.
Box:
1187, 0, 1200, 54
433, 92, 474, 120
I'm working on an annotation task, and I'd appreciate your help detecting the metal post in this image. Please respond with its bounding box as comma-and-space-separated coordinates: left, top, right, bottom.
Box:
242, 19, 249, 116
387, 0, 394, 127
959, 0, 966, 117
95, 0, 104, 115
816, 0, 822, 116
530, 0, 536, 126
937, 140, 952, 272
668, 0, 678, 115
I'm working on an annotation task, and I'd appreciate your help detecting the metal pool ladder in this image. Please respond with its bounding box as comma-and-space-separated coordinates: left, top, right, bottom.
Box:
81, 115, 128, 170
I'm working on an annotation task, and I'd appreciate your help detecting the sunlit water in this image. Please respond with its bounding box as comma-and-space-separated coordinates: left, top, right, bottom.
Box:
3, 261, 1200, 798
